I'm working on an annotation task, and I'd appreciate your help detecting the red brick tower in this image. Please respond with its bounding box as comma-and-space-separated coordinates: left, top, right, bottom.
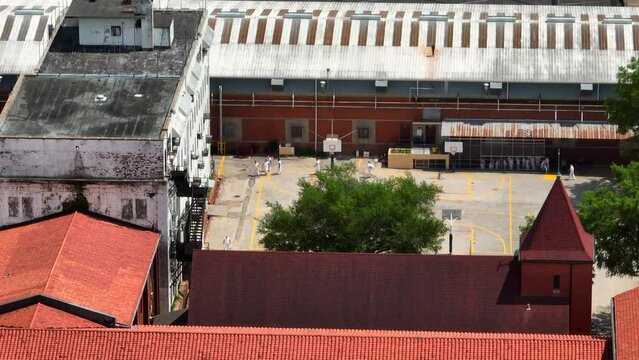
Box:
519, 178, 594, 334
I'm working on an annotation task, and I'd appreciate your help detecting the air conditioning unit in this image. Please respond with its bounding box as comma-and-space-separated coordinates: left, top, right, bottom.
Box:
271, 78, 284, 88
192, 177, 202, 186
205, 135, 213, 144
198, 161, 205, 169
375, 80, 388, 89
172, 137, 181, 146
203, 112, 210, 119
580, 83, 594, 96
191, 152, 199, 160
197, 132, 202, 140
202, 148, 209, 157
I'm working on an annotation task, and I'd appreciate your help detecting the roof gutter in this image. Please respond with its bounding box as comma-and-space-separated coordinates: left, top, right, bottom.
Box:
611, 296, 617, 360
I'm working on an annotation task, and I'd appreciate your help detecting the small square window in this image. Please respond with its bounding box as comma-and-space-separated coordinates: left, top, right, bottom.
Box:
357, 127, 370, 139
111, 26, 122, 36
223, 123, 236, 138
291, 125, 303, 138
553, 275, 561, 293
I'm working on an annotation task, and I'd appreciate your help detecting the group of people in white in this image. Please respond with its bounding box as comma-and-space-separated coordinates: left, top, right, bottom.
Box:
480, 156, 550, 172
251, 156, 282, 176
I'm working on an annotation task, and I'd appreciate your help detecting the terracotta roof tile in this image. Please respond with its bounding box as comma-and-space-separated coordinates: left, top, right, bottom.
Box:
520, 178, 594, 262
613, 286, 639, 360
0, 305, 102, 329
0, 212, 159, 327
0, 327, 612, 360
189, 251, 570, 333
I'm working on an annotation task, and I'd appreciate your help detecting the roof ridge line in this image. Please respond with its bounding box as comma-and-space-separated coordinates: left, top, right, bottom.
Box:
42, 212, 77, 295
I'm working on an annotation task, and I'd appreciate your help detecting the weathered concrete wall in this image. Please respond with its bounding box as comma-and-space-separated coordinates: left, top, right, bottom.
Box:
0, 180, 172, 311
0, 138, 164, 179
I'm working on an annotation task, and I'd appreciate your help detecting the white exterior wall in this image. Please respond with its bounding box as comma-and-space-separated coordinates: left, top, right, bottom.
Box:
78, 18, 138, 47
0, 138, 164, 180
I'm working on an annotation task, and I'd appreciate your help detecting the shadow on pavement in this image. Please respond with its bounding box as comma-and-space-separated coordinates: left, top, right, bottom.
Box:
591, 305, 613, 336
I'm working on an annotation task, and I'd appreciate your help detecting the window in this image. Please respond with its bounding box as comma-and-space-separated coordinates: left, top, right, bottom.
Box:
135, 199, 147, 219
223, 123, 235, 138
21, 197, 33, 218
111, 26, 122, 36
121, 199, 134, 220
8, 197, 19, 217
357, 127, 370, 139
291, 125, 303, 138
553, 275, 561, 293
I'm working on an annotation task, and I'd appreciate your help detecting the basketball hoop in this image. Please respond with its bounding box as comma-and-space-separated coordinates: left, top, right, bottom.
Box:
329, 144, 336, 152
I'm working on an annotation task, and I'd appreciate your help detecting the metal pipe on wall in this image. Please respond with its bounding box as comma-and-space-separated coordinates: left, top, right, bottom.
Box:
218, 85, 223, 143
314, 79, 318, 154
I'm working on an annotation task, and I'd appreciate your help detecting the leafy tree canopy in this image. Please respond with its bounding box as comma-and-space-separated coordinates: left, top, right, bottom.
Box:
519, 214, 536, 235
607, 57, 639, 135
259, 163, 447, 254
578, 162, 639, 276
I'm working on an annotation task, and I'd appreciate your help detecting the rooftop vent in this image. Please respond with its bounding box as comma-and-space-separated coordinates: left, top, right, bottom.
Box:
217, 11, 245, 19
94, 94, 107, 102
546, 16, 575, 23
352, 13, 381, 21
284, 11, 313, 20
486, 15, 517, 23
419, 14, 449, 22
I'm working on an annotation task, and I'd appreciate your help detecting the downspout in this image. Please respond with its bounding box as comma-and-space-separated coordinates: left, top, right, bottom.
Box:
218, 85, 223, 144
314, 79, 318, 155
611, 297, 617, 360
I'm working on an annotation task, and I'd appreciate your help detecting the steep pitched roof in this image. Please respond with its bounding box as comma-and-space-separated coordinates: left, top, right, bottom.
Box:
0, 327, 613, 360
520, 178, 594, 262
189, 251, 570, 333
613, 286, 639, 360
0, 212, 159, 328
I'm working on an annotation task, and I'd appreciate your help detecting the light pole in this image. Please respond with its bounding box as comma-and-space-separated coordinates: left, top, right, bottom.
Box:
314, 79, 318, 156
556, 148, 561, 176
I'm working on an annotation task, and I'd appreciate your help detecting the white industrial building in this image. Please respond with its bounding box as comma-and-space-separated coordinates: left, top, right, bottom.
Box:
0, 0, 212, 312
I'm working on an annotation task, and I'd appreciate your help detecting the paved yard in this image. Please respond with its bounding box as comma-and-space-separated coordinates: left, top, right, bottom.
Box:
206, 155, 638, 314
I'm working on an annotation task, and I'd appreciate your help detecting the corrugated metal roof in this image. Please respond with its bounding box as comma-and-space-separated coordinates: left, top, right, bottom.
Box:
441, 120, 633, 139
0, 1, 67, 74
162, 1, 639, 83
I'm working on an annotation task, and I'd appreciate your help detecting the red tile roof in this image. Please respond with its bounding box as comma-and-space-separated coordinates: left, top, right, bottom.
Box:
520, 178, 594, 262
0, 327, 612, 360
0, 212, 159, 328
613, 286, 639, 360
0, 304, 101, 329
189, 251, 570, 333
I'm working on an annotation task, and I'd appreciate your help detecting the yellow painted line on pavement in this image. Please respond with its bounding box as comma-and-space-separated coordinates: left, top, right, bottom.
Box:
543, 174, 557, 181
458, 222, 507, 255
358, 158, 363, 168
216, 155, 226, 179
249, 175, 266, 250
453, 223, 475, 255
509, 175, 513, 255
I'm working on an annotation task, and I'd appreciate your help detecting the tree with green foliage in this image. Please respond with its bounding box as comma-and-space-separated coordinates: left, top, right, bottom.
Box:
578, 162, 639, 276
519, 214, 536, 235
607, 57, 639, 136
259, 163, 447, 254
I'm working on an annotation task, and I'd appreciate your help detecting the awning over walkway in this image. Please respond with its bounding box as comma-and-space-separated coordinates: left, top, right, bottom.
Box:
441, 120, 633, 140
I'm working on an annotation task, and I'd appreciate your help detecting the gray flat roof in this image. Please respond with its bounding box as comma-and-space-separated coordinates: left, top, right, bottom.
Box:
66, 0, 144, 18
39, 10, 202, 76
0, 76, 178, 138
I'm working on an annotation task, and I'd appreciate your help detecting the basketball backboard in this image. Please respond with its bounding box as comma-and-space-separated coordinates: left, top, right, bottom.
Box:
323, 138, 342, 153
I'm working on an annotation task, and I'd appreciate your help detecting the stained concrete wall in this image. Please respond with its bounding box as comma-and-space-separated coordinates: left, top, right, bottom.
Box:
0, 138, 164, 180
0, 180, 171, 312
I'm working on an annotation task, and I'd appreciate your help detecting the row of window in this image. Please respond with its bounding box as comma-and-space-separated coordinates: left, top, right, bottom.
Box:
6, 197, 147, 221
223, 123, 370, 139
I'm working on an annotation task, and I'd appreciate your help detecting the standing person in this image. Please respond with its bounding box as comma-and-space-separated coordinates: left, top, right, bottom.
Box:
253, 160, 260, 177
223, 235, 231, 250
277, 157, 282, 175
264, 158, 270, 174
315, 159, 321, 173
569, 164, 576, 180
367, 160, 374, 177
